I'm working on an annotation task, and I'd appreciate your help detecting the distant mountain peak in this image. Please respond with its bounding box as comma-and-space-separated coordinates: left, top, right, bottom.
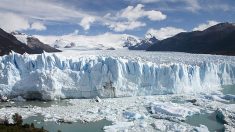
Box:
205, 22, 235, 32
123, 36, 139, 47
128, 35, 158, 50
145, 33, 154, 39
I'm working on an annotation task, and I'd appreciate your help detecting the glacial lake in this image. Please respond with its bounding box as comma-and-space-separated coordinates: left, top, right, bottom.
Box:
222, 85, 235, 95
0, 99, 71, 109
1, 85, 234, 132
23, 115, 112, 132
185, 84, 235, 131
185, 112, 224, 132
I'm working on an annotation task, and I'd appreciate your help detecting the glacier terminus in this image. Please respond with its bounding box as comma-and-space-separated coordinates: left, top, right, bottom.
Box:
1, 50, 235, 100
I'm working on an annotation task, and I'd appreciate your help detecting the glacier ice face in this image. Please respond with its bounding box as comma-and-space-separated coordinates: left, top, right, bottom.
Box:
0, 50, 235, 100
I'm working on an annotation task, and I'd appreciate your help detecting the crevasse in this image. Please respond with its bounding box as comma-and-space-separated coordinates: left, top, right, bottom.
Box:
0, 52, 235, 100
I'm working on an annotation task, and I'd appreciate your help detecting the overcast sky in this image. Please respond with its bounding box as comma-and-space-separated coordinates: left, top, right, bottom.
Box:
0, 0, 234, 39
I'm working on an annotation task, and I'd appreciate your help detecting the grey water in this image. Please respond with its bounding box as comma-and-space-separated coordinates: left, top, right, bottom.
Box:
185, 112, 224, 132
222, 85, 235, 95
0, 99, 112, 132
185, 85, 235, 131
1, 85, 234, 131
23, 115, 112, 132
0, 99, 71, 109
221, 85, 235, 103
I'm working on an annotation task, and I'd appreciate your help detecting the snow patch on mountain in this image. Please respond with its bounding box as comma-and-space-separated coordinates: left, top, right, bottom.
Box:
129, 33, 158, 50
11, 31, 29, 44
35, 33, 140, 50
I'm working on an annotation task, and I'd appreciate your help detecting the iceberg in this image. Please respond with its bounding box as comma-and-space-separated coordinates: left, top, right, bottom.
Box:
0, 50, 235, 100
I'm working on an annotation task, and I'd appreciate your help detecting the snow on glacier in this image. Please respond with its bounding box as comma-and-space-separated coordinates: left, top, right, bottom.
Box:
0, 50, 235, 100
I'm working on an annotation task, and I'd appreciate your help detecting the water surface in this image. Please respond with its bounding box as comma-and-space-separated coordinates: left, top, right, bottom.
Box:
23, 115, 112, 132
186, 112, 224, 132
0, 100, 71, 108
222, 85, 235, 95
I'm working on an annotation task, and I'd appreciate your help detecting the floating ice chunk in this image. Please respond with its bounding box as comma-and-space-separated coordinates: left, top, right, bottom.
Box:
222, 94, 235, 101
224, 124, 235, 132
0, 95, 8, 102
152, 120, 193, 131
139, 121, 147, 128
123, 111, 144, 120
95, 96, 102, 102
204, 94, 229, 102
216, 107, 235, 127
150, 102, 200, 118
103, 121, 134, 132
194, 125, 209, 132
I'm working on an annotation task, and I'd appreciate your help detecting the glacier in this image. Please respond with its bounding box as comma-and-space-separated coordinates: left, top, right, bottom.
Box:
0, 50, 235, 100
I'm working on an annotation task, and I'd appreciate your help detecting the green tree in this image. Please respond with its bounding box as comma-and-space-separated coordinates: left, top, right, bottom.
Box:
12, 113, 23, 126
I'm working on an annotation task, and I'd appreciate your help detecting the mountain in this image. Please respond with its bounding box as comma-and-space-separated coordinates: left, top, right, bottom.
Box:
50, 34, 140, 50
123, 36, 139, 47
27, 37, 61, 53
0, 29, 35, 56
12, 31, 61, 53
129, 34, 158, 50
147, 23, 235, 56
0, 29, 61, 56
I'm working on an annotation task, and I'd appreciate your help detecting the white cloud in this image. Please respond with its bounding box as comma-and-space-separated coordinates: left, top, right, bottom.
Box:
193, 20, 219, 31
146, 27, 186, 40
206, 4, 230, 11
31, 22, 46, 31
136, 0, 233, 12
145, 10, 167, 21
129, 0, 202, 12
0, 12, 30, 32
119, 4, 166, 21
108, 21, 146, 32
0, 12, 48, 32
79, 17, 96, 30
0, 0, 97, 31
0, 1, 168, 32
70, 29, 79, 35
0, 0, 89, 22
184, 0, 201, 12
134, 0, 160, 3
104, 4, 166, 32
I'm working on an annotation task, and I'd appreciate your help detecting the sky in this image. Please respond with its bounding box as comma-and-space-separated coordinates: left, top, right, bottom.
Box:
0, 0, 235, 40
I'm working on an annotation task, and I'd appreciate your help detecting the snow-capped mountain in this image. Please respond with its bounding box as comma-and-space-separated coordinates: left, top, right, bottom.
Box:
11, 31, 29, 45
0, 29, 34, 56
11, 31, 61, 53
129, 33, 158, 50
44, 33, 141, 50
123, 36, 140, 47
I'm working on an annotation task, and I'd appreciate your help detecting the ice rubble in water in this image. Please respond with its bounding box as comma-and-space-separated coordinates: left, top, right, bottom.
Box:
0, 50, 235, 100
150, 102, 200, 118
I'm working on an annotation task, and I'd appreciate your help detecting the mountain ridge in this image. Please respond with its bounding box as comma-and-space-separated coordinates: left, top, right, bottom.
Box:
0, 28, 61, 56
147, 22, 235, 56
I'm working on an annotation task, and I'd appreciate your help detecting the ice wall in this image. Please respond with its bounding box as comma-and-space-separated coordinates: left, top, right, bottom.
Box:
0, 52, 235, 100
